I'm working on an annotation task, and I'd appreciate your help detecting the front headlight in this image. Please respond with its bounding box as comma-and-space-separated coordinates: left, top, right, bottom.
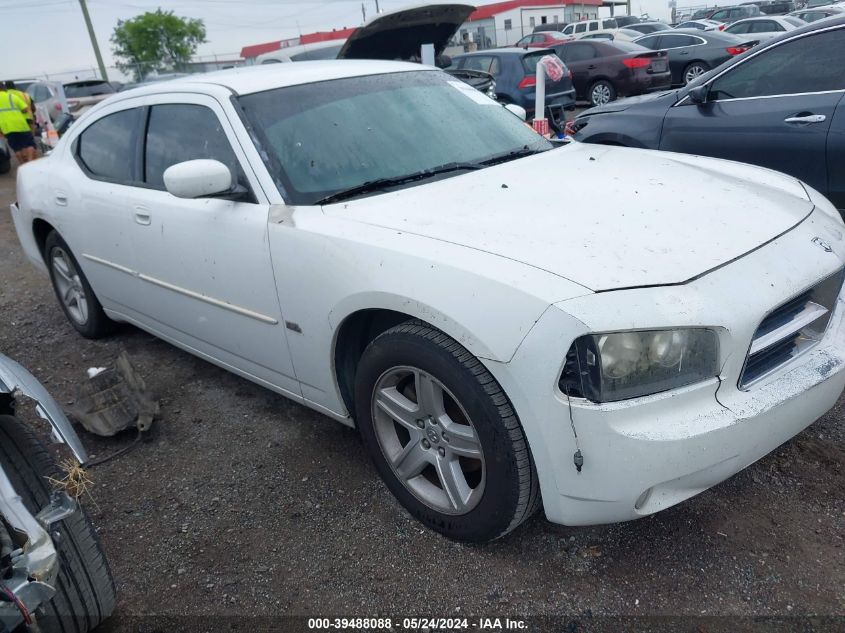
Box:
560, 328, 719, 403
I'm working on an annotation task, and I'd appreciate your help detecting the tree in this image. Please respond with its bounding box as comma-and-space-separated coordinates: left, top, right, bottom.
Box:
111, 9, 206, 81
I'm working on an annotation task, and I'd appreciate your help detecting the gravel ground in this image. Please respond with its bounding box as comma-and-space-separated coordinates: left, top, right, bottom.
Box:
1, 163, 843, 632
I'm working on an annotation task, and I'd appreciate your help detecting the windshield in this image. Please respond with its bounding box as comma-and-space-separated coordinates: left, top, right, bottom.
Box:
238, 70, 551, 205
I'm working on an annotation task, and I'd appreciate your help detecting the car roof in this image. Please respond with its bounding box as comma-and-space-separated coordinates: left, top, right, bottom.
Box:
104, 60, 427, 100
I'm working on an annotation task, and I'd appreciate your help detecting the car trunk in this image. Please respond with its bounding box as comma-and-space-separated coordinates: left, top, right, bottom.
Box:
337, 4, 475, 61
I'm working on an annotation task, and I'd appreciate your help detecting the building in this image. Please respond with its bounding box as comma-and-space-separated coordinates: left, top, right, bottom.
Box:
240, 28, 356, 64
459, 0, 618, 48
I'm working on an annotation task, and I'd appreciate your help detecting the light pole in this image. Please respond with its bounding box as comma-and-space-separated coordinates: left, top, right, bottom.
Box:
77, 0, 109, 81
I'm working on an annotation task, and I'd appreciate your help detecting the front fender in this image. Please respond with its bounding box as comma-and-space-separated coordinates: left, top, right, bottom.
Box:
0, 353, 87, 463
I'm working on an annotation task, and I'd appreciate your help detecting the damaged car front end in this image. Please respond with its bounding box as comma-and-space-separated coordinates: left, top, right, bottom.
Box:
0, 353, 113, 633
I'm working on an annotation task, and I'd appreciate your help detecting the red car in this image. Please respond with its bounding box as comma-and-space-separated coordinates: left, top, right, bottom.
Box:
515, 30, 572, 47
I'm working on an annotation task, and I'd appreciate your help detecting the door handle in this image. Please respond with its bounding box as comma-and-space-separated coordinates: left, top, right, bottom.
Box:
54, 192, 68, 206
784, 114, 826, 125
587, 65, 597, 69
134, 206, 151, 226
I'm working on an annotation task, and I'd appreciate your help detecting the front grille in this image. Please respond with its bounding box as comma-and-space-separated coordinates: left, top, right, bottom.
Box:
740, 268, 844, 388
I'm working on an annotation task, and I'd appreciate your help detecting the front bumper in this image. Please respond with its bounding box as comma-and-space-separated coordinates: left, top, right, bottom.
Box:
484, 208, 845, 526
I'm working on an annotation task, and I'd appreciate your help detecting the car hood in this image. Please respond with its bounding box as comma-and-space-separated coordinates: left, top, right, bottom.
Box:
325, 143, 814, 292
578, 89, 679, 117
337, 3, 475, 60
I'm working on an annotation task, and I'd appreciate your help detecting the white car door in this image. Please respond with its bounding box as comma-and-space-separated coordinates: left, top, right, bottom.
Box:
50, 103, 145, 314
124, 94, 299, 396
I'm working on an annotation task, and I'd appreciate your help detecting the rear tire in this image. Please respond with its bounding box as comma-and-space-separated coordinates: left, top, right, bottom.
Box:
45, 231, 114, 339
683, 61, 709, 85
354, 320, 541, 542
589, 80, 616, 107
0, 415, 115, 632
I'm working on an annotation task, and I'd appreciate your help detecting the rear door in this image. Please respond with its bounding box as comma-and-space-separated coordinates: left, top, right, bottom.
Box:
556, 42, 597, 97
826, 98, 845, 210
661, 26, 845, 197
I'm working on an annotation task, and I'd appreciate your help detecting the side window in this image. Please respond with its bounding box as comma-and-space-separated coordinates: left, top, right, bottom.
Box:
588, 21, 598, 31
635, 35, 661, 49
463, 55, 494, 72
660, 34, 697, 48
728, 22, 750, 34
602, 19, 616, 29
516, 35, 530, 46
77, 108, 139, 183
574, 23, 587, 34
710, 10, 727, 20
563, 24, 573, 35
710, 28, 845, 100
144, 104, 244, 192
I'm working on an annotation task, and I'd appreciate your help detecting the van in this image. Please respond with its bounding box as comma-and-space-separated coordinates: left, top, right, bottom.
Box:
562, 18, 619, 37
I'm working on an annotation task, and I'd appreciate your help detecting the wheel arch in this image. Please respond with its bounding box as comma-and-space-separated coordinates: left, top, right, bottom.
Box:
32, 217, 56, 261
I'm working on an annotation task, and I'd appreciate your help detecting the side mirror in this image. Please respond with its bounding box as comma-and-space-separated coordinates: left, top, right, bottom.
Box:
163, 159, 234, 199
504, 103, 527, 121
687, 85, 709, 104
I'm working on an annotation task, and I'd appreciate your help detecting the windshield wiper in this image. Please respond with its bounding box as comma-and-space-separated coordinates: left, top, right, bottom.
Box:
316, 162, 483, 205
478, 145, 550, 167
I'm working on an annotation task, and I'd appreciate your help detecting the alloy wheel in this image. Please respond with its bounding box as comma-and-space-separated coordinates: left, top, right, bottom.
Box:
51, 247, 89, 325
591, 84, 612, 106
371, 366, 485, 515
685, 65, 706, 84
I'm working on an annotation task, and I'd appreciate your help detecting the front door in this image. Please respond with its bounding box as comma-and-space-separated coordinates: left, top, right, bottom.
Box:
125, 95, 299, 395
661, 26, 845, 198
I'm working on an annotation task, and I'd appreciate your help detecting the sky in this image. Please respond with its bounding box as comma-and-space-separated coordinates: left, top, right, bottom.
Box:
2, 0, 695, 82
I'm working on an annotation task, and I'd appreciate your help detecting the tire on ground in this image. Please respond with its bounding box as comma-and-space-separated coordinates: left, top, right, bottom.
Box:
589, 79, 617, 107
0, 414, 116, 633
354, 320, 541, 542
44, 230, 114, 339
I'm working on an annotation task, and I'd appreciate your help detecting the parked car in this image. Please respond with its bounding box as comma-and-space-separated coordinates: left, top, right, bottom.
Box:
691, 7, 719, 19
708, 4, 762, 22
450, 48, 575, 124
790, 5, 844, 19
747, 0, 797, 15
633, 29, 757, 84
569, 17, 845, 212
674, 18, 726, 29
26, 80, 69, 123
562, 18, 619, 38
579, 28, 645, 41
804, 0, 835, 7
724, 15, 806, 39
625, 21, 673, 34
63, 80, 119, 116
551, 40, 671, 105
12, 59, 845, 542
256, 41, 345, 64
515, 30, 571, 47
0, 354, 115, 632
613, 15, 643, 27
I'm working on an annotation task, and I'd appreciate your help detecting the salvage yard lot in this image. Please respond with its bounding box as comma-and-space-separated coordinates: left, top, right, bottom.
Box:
1, 165, 843, 625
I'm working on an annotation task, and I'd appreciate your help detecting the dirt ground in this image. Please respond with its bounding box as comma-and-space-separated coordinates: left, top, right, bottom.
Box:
1, 162, 843, 632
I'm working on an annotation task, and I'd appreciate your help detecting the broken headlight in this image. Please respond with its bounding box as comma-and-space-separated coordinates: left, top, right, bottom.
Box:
560, 329, 719, 403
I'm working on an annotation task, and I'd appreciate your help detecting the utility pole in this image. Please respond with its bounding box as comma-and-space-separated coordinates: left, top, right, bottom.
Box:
362, 2, 366, 22
77, 0, 109, 81
374, 0, 380, 14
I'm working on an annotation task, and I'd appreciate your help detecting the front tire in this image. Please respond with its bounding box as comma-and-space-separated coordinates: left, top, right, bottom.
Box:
45, 231, 113, 339
589, 80, 616, 107
0, 415, 116, 632
354, 321, 540, 542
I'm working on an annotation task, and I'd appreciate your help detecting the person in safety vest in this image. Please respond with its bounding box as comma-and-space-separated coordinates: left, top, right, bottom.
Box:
0, 82, 37, 164
4, 81, 34, 132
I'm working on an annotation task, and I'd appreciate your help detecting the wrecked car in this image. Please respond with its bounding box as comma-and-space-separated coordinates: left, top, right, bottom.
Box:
10, 60, 845, 542
0, 354, 114, 632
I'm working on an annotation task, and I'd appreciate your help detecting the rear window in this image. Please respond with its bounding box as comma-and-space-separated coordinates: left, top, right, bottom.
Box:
64, 81, 116, 98
290, 44, 343, 61
521, 51, 563, 73
609, 41, 649, 53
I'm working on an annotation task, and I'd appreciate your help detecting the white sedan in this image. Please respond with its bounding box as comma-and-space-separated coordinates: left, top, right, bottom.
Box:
11, 61, 845, 542
724, 16, 807, 40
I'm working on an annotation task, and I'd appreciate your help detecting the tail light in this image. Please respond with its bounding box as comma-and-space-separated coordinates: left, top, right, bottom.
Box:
518, 75, 537, 89
718, 24, 726, 30
726, 46, 749, 55
622, 57, 651, 69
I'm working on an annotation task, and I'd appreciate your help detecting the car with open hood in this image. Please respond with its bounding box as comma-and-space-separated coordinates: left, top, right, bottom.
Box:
11, 59, 845, 542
